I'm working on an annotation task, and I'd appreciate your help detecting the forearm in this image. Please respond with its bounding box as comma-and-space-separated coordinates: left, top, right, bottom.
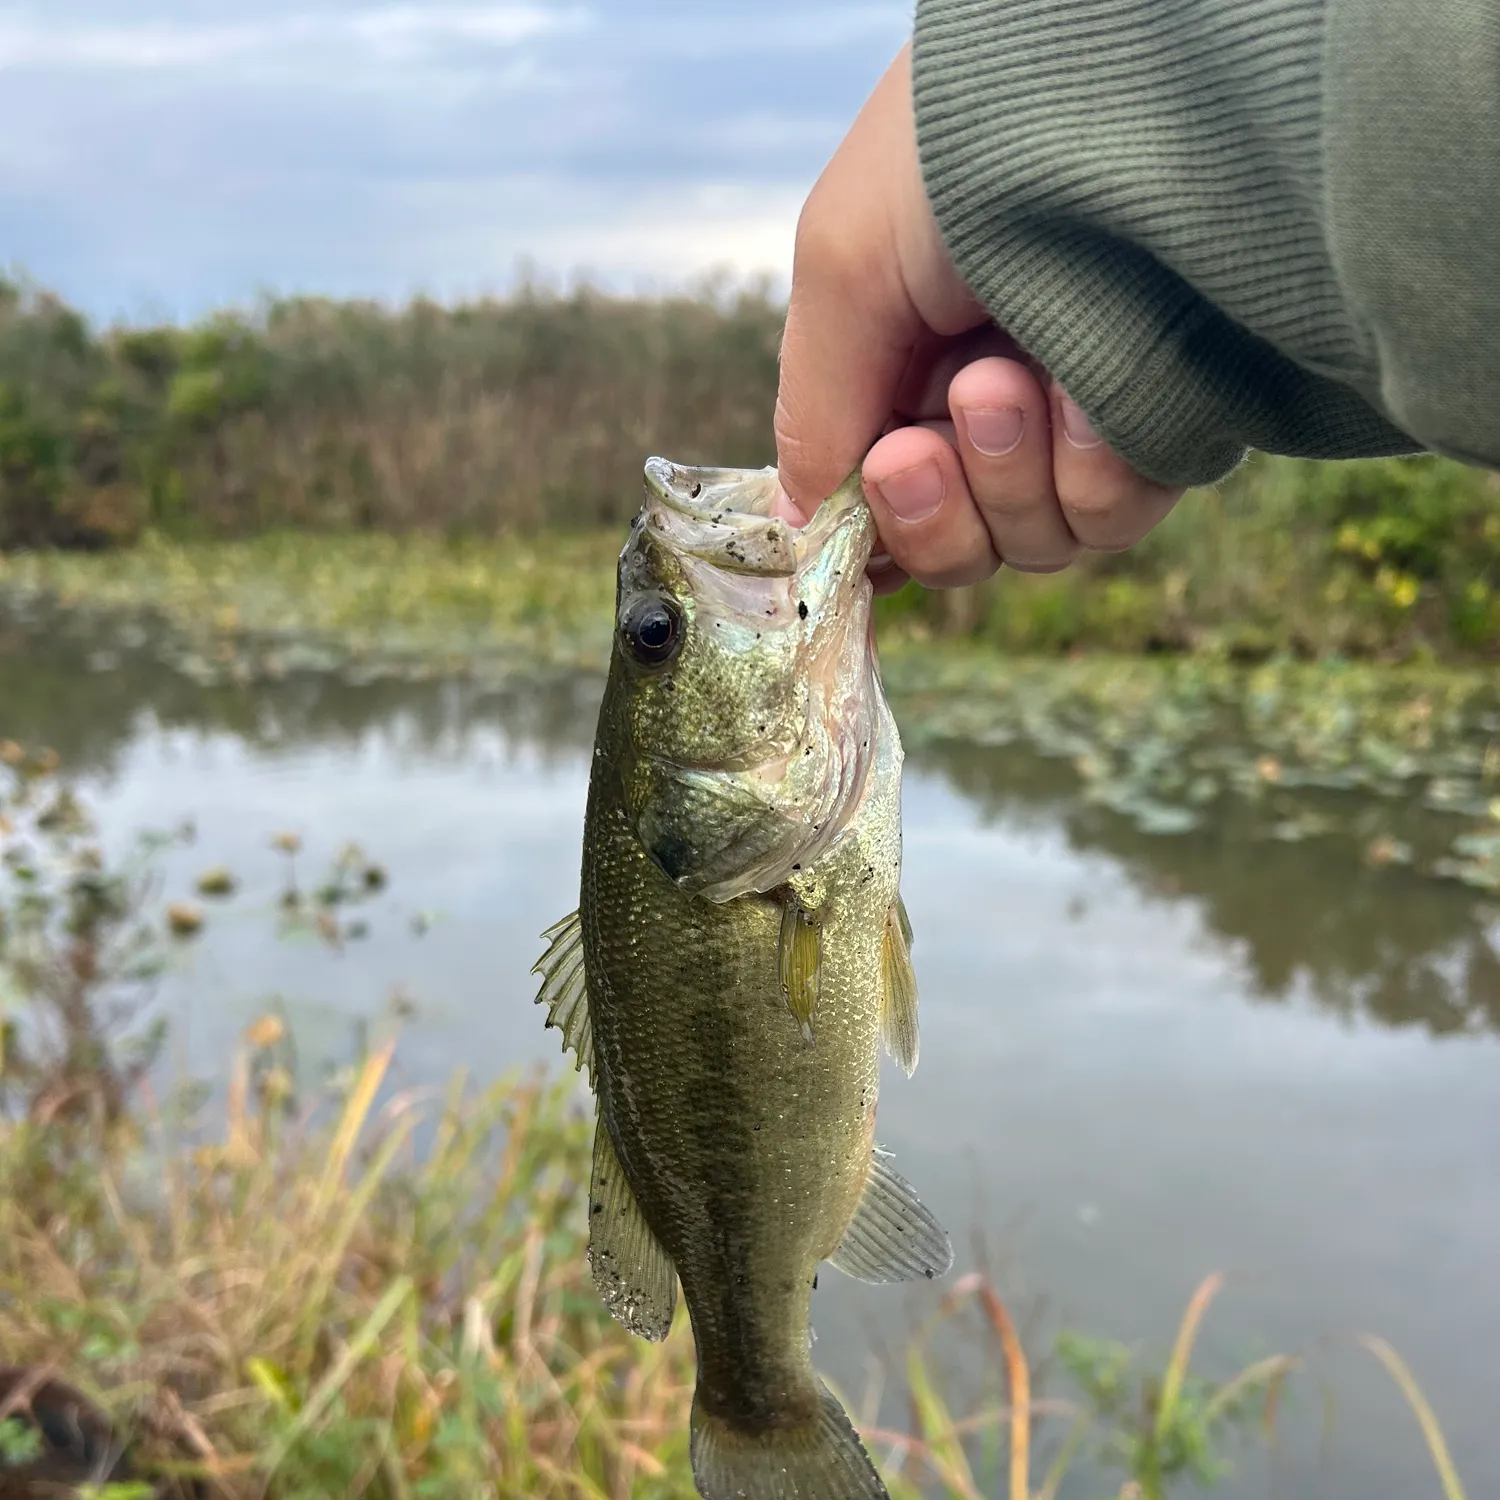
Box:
914, 0, 1500, 487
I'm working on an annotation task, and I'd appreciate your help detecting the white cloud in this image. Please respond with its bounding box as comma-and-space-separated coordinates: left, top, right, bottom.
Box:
647, 5, 909, 58
537, 181, 803, 288
0, 5, 583, 72
0, 2, 902, 316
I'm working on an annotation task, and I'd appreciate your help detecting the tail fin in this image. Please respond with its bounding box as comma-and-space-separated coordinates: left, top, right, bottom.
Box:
690, 1380, 889, 1500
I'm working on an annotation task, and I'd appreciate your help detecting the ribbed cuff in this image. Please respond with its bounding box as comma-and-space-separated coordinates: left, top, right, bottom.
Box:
913, 0, 1420, 487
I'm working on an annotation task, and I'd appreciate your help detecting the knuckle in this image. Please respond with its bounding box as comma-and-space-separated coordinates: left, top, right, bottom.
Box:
792, 191, 890, 293
968, 478, 1046, 525
1056, 476, 1131, 520
1058, 477, 1179, 551
1056, 481, 1136, 542
1000, 549, 1078, 575
915, 558, 1000, 590
793, 206, 860, 282
772, 401, 822, 477
893, 537, 998, 591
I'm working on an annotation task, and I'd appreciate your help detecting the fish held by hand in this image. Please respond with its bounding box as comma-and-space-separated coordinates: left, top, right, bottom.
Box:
534, 456, 951, 1500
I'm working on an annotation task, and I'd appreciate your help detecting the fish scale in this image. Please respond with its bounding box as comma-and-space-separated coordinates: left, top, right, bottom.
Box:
534, 457, 952, 1500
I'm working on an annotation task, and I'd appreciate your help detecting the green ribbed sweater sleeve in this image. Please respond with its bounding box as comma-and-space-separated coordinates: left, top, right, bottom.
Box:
913, 0, 1500, 488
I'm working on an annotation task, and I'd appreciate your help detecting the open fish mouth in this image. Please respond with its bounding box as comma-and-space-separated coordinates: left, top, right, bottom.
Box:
640, 458, 871, 579
617, 456, 886, 901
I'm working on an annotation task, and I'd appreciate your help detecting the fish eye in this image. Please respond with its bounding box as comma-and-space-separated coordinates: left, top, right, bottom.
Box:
621, 594, 683, 668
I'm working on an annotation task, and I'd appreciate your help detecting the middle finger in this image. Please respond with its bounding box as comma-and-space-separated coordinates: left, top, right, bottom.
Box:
948, 357, 1080, 573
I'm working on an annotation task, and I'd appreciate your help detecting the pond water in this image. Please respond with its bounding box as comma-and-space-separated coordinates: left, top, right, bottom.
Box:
3, 612, 1497, 1499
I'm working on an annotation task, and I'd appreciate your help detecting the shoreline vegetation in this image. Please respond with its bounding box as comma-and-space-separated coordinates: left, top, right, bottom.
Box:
0, 751, 1469, 1499
4, 272, 1500, 662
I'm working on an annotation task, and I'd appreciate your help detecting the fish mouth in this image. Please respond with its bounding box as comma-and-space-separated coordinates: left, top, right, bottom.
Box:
620, 459, 885, 900
640, 458, 870, 578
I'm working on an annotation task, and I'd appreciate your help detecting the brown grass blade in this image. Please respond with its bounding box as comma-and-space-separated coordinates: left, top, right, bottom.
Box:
314, 1035, 396, 1213
1360, 1336, 1467, 1500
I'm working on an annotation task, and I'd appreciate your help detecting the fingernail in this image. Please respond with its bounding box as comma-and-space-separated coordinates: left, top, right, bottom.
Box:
874, 460, 944, 523
961, 406, 1025, 457
1060, 397, 1102, 449
772, 484, 808, 527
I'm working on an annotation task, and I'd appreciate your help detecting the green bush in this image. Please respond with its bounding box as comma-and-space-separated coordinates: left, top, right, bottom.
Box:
0, 275, 783, 547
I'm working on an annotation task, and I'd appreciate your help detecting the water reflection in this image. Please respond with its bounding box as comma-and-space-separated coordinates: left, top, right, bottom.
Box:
921, 738, 1500, 1038
7, 609, 1494, 1042
0, 606, 602, 771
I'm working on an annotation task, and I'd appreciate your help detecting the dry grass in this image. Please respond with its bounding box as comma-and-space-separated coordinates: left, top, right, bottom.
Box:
0, 1027, 1473, 1500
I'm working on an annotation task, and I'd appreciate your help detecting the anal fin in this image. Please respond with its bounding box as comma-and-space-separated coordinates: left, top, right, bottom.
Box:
879, 896, 919, 1077
829, 1148, 953, 1284
588, 1118, 678, 1341
531, 909, 596, 1087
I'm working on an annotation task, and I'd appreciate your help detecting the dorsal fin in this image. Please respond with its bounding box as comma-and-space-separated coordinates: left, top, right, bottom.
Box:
829, 1148, 952, 1284
531, 909, 596, 1087
879, 897, 919, 1076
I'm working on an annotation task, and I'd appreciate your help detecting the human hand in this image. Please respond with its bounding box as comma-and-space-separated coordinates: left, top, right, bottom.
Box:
774, 42, 1183, 593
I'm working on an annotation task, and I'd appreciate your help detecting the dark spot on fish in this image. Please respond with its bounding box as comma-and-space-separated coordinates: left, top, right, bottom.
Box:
798, 601, 808, 619
663, 678, 675, 692
592, 1202, 603, 1215
647, 832, 698, 885
812, 1273, 819, 1291
792, 863, 800, 871
690, 482, 702, 497
924, 1268, 934, 1279
804, 747, 812, 756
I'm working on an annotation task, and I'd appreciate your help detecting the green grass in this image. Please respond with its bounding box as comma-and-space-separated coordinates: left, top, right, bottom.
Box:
0, 530, 621, 666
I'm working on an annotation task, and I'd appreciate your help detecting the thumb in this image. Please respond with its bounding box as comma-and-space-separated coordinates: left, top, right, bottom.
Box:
774, 44, 923, 516
774, 250, 921, 517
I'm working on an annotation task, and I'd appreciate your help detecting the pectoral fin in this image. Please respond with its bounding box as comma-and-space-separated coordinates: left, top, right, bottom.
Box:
829, 1148, 953, 1285
778, 899, 822, 1042
880, 896, 920, 1077
531, 910, 595, 1087
588, 1119, 678, 1342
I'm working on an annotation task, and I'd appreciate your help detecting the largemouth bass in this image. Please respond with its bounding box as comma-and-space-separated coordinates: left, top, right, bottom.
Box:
533, 457, 951, 1500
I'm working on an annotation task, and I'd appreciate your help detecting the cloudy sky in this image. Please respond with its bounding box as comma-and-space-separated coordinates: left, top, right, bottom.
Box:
0, 1, 910, 322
